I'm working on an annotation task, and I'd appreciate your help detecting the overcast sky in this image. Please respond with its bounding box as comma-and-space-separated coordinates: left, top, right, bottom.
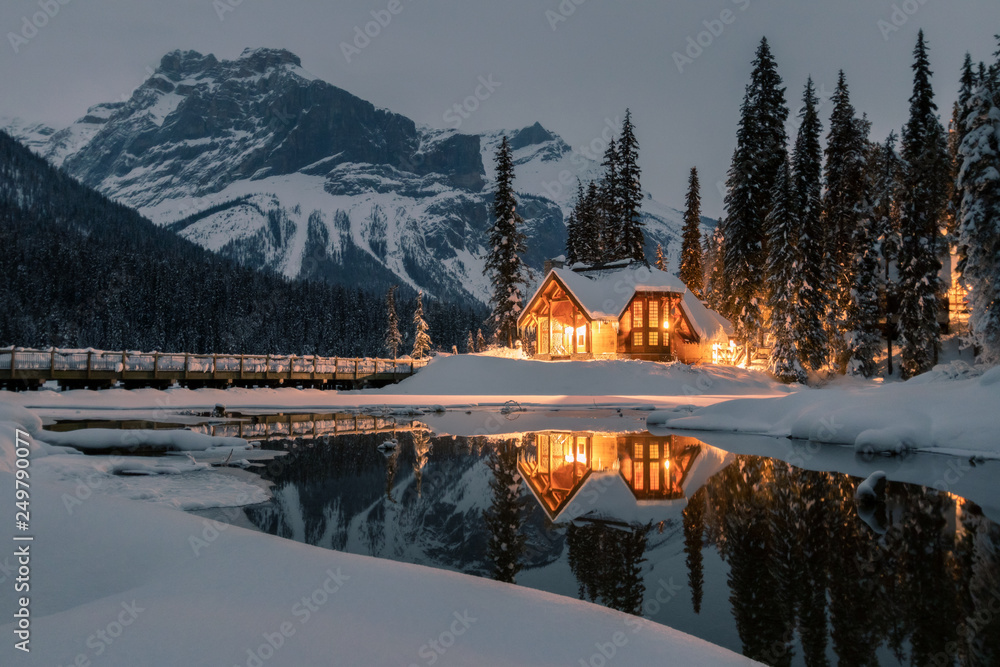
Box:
2, 0, 998, 217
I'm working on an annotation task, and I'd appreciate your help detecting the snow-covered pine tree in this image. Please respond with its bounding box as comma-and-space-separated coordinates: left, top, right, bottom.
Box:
466, 330, 475, 354
957, 49, 1000, 364
845, 190, 882, 378
765, 156, 807, 384
581, 180, 604, 264
791, 77, 828, 372
476, 328, 487, 352
599, 138, 622, 261
618, 109, 646, 264
484, 135, 531, 347
897, 31, 950, 378
823, 72, 872, 371
565, 180, 585, 265
384, 285, 402, 358
704, 223, 726, 312
680, 166, 704, 295
655, 243, 667, 271
871, 132, 904, 284
948, 54, 979, 240
411, 291, 432, 359
722, 38, 788, 355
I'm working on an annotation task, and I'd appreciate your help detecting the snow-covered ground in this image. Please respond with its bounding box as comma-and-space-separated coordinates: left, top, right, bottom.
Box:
0, 355, 792, 422
648, 361, 1000, 459
0, 407, 758, 666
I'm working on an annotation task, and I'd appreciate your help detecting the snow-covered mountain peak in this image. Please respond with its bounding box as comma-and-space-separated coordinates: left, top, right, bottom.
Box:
4, 47, 711, 305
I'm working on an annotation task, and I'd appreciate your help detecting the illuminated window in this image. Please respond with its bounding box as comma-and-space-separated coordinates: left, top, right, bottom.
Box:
633, 301, 643, 328
649, 469, 659, 491
649, 301, 659, 328
649, 443, 659, 459
634, 462, 644, 490
633, 331, 643, 347
634, 443, 643, 459
649, 331, 659, 347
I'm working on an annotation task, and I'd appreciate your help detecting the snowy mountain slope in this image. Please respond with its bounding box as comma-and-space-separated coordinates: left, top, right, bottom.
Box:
5, 47, 714, 305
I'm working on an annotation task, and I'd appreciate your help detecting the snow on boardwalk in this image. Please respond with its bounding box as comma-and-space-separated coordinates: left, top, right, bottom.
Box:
0, 423, 758, 666
648, 364, 1000, 458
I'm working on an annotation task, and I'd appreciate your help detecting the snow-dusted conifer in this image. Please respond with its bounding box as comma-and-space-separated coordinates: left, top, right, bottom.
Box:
791, 77, 828, 372
680, 167, 704, 295
704, 224, 727, 313
824, 73, 872, 370
618, 109, 646, 263
466, 330, 475, 354
565, 180, 585, 265
384, 285, 402, 358
485, 135, 531, 347
476, 328, 487, 352
722, 38, 788, 353
765, 157, 807, 383
411, 291, 432, 359
598, 137, 621, 260
957, 48, 1000, 364
655, 243, 667, 271
897, 31, 950, 378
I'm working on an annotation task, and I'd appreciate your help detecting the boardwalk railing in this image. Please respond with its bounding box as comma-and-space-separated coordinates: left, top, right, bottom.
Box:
1, 347, 430, 390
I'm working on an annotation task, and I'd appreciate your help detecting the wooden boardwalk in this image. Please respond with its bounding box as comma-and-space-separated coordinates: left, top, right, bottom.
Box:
1, 348, 429, 391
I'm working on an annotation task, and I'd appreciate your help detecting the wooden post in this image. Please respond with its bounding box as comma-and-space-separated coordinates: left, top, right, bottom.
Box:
265, 354, 271, 381
354, 359, 359, 382
184, 353, 190, 381
86, 350, 93, 381
311, 356, 317, 382
50, 348, 56, 374
239, 355, 245, 380
153, 352, 160, 380
289, 355, 294, 382
212, 354, 218, 379
9, 349, 16, 380
122, 350, 128, 381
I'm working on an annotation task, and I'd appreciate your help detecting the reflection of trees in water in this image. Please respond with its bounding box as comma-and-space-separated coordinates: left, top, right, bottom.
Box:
683, 487, 706, 614
567, 521, 651, 615
483, 438, 527, 583
697, 454, 1000, 667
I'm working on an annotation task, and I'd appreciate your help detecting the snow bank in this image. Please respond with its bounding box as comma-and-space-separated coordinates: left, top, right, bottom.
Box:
648, 364, 1000, 457
40, 428, 252, 453
378, 355, 787, 398
0, 472, 758, 666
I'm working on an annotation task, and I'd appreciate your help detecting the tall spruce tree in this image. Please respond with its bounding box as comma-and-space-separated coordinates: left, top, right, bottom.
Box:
565, 180, 586, 265
466, 330, 475, 354
722, 38, 788, 354
845, 197, 882, 377
581, 180, 604, 264
485, 136, 531, 347
791, 77, 829, 372
411, 291, 432, 359
824, 73, 873, 371
704, 223, 727, 313
765, 156, 807, 384
957, 45, 1000, 364
948, 54, 979, 240
599, 137, 622, 261
897, 31, 950, 378
655, 243, 667, 271
872, 132, 904, 284
680, 167, 704, 295
618, 109, 646, 263
384, 285, 402, 358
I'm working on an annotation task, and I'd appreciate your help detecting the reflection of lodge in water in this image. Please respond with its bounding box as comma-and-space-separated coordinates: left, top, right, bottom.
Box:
518, 432, 706, 519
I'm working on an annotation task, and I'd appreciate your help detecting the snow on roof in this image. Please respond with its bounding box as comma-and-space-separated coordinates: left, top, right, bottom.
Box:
526, 264, 733, 343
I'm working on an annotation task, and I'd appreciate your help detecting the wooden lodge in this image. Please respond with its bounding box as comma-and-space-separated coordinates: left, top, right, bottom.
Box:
517, 260, 735, 364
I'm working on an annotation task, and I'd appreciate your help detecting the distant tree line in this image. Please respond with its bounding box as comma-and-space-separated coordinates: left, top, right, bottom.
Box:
0, 130, 484, 357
